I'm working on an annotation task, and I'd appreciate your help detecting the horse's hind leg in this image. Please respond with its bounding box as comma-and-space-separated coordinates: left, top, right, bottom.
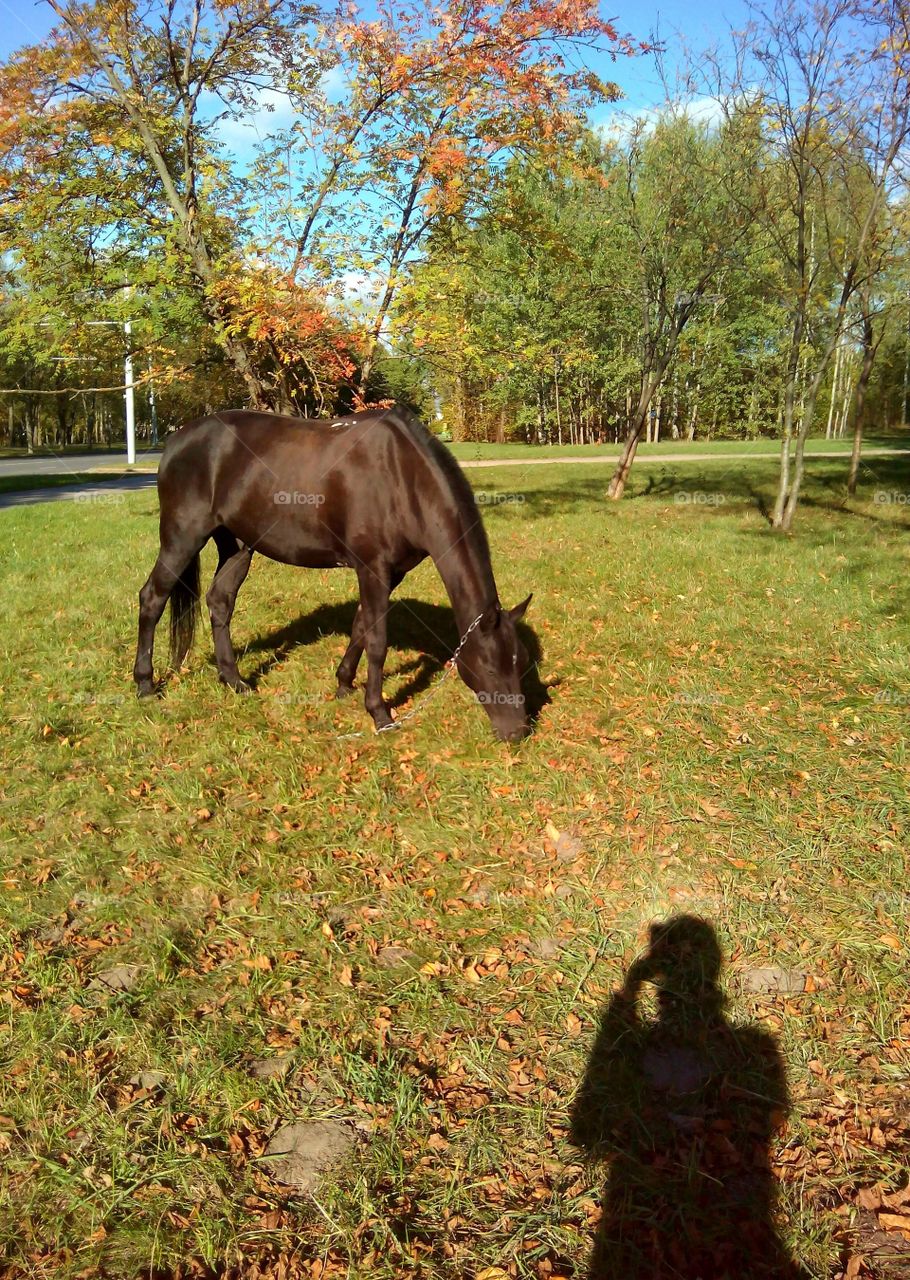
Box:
207, 528, 253, 692
356, 564, 395, 731
335, 604, 364, 698
134, 532, 208, 697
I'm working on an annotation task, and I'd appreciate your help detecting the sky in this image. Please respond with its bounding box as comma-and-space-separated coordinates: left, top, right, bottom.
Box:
0, 0, 752, 104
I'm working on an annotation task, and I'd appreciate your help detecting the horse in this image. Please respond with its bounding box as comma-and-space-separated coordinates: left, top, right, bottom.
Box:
133, 405, 533, 741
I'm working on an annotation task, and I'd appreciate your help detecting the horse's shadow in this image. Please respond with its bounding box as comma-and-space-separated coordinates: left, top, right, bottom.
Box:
239, 596, 551, 721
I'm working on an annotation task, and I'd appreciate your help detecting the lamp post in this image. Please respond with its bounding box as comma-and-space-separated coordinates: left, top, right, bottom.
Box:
124, 318, 135, 463
82, 315, 136, 462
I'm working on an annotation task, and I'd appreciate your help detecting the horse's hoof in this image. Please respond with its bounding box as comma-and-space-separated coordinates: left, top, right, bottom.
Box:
221, 677, 252, 694
136, 684, 157, 700
335, 684, 355, 700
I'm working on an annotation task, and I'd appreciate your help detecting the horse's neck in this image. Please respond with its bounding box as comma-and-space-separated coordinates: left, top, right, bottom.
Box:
427, 510, 497, 638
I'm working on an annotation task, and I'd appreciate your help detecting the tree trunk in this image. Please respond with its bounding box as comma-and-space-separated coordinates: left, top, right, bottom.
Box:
847, 315, 877, 496
554, 364, 563, 445
771, 313, 805, 527
607, 369, 661, 500
779, 386, 819, 531
825, 342, 842, 439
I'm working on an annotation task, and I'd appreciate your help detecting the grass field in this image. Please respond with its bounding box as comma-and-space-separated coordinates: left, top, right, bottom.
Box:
447, 432, 910, 462
2, 452, 910, 1279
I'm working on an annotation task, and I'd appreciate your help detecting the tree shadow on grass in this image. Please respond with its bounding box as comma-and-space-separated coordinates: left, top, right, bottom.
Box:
570, 915, 810, 1280
240, 596, 551, 721
484, 451, 910, 526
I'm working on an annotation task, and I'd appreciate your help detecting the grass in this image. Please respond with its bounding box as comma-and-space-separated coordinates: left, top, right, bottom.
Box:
1, 451, 910, 1279
448, 431, 910, 462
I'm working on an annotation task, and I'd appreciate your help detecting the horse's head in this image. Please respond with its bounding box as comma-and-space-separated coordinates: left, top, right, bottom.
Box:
456, 594, 532, 741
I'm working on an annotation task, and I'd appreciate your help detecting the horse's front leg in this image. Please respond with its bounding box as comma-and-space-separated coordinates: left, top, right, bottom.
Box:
356, 566, 394, 731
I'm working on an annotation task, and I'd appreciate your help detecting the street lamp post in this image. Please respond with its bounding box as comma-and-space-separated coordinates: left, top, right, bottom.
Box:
124, 318, 135, 464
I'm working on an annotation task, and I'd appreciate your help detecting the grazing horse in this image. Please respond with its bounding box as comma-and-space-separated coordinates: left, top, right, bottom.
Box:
133, 406, 533, 741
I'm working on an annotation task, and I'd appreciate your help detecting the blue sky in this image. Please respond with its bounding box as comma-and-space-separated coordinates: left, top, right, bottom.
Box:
0, 0, 750, 104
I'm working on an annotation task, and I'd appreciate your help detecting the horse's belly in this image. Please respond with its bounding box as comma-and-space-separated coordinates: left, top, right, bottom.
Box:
226, 510, 344, 568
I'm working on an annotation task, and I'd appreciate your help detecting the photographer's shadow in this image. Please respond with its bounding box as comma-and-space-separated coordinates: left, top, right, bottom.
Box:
570, 916, 809, 1280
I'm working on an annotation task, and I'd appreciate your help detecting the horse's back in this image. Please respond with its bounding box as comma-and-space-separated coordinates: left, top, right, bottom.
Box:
156, 407, 432, 568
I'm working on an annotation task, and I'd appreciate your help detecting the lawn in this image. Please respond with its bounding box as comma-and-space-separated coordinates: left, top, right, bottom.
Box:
447, 432, 910, 463
2, 451, 910, 1280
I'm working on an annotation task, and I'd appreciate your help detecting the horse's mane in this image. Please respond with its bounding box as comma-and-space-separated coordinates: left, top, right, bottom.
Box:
384, 406, 494, 572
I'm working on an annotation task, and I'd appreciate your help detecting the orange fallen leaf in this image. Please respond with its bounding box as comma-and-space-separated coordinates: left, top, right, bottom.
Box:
879, 1212, 910, 1239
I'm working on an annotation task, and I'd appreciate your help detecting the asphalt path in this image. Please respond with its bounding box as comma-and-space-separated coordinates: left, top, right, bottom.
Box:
2, 446, 908, 510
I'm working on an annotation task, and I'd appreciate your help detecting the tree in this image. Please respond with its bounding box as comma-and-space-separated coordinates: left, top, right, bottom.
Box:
0, 0, 323, 408
602, 105, 760, 497
250, 0, 631, 395
740, 0, 910, 531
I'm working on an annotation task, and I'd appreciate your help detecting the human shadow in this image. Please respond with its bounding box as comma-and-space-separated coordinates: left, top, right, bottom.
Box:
241, 596, 551, 721
570, 916, 809, 1280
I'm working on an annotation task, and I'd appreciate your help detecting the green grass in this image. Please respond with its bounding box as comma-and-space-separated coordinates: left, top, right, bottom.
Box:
2, 453, 910, 1279
448, 432, 910, 462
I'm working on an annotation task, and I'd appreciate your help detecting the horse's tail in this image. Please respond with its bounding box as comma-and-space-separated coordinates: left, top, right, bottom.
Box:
169, 551, 201, 670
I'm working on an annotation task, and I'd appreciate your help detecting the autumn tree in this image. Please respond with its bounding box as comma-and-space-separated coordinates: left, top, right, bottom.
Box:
251, 0, 633, 395
0, 0, 324, 410
601, 106, 760, 497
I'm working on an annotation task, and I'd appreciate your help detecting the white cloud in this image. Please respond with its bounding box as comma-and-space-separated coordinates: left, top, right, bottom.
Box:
211, 85, 300, 147
598, 94, 730, 143
329, 269, 383, 317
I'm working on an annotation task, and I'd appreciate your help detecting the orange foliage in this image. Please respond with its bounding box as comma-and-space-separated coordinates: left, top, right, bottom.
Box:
215, 266, 364, 395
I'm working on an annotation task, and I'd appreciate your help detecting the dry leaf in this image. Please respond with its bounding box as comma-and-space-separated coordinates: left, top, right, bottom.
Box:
879, 1212, 910, 1236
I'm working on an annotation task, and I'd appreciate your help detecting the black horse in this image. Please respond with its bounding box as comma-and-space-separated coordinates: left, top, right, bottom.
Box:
133, 406, 532, 740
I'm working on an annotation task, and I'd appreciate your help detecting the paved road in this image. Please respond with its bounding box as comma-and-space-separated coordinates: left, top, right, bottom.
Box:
0, 473, 158, 509
0, 450, 162, 477
2, 445, 908, 510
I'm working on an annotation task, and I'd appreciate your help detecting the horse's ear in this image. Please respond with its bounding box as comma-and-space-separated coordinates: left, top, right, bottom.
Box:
508, 593, 532, 623
480, 601, 501, 631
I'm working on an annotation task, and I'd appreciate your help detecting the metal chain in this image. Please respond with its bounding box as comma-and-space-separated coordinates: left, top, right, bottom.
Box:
335, 609, 486, 740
